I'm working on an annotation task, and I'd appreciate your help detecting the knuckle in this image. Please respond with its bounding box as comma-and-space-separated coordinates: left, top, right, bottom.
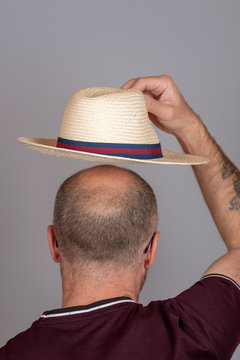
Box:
161, 74, 173, 83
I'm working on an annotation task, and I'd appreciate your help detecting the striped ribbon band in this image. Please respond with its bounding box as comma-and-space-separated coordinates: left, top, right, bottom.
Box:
57, 137, 163, 159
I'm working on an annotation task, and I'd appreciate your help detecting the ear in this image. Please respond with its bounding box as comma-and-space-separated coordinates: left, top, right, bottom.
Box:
47, 225, 61, 263
144, 232, 160, 269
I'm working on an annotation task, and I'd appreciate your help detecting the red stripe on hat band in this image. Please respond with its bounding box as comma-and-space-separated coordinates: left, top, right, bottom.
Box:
57, 142, 162, 155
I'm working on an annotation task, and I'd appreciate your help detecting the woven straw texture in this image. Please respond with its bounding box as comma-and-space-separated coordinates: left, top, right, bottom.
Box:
17, 138, 208, 165
18, 87, 209, 165
59, 87, 159, 144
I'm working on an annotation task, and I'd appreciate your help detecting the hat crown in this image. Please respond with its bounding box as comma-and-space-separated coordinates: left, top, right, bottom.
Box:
58, 87, 159, 144
18, 86, 209, 164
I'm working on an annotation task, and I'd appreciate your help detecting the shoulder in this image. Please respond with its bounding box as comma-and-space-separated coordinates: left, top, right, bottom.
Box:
146, 274, 240, 326
0, 320, 40, 358
143, 274, 240, 359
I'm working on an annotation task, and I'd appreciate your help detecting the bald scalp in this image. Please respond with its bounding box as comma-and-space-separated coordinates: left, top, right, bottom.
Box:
53, 165, 158, 266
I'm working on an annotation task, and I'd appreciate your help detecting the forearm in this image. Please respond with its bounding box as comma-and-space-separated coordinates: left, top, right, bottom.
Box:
177, 116, 240, 250
121, 75, 240, 250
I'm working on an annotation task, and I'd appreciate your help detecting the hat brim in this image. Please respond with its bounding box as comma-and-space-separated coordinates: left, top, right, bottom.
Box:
17, 137, 209, 165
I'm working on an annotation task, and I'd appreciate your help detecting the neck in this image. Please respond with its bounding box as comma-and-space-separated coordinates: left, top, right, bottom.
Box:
62, 284, 138, 308
60, 262, 141, 308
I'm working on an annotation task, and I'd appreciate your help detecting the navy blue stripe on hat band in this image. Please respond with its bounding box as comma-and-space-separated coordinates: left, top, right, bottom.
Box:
57, 137, 163, 159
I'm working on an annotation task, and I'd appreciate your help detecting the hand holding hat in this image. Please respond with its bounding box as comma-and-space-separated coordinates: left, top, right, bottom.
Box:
18, 77, 208, 165
122, 75, 202, 141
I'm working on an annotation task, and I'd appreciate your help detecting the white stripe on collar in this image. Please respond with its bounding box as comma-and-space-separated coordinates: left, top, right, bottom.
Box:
201, 274, 240, 290
41, 299, 135, 318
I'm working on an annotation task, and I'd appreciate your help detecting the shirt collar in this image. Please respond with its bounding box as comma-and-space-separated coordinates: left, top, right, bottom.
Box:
41, 296, 135, 318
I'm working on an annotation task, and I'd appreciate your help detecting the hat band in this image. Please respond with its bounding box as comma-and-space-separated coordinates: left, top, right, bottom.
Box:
57, 137, 163, 159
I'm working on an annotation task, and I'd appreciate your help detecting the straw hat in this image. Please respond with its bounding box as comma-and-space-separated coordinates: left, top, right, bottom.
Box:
18, 87, 208, 165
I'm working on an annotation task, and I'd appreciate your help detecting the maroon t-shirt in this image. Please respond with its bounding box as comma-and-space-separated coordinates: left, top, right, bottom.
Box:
1, 275, 240, 360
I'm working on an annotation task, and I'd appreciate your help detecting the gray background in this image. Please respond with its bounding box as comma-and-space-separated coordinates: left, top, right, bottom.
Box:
0, 0, 239, 358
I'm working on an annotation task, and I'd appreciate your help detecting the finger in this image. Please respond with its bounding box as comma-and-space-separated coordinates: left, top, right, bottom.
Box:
148, 113, 165, 132
133, 76, 170, 97
121, 78, 138, 89
144, 93, 171, 120
123, 75, 171, 97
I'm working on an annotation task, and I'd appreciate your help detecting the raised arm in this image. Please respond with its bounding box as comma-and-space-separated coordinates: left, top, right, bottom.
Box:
122, 75, 240, 284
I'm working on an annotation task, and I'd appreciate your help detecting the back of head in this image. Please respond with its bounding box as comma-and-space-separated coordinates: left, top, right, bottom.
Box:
53, 165, 158, 268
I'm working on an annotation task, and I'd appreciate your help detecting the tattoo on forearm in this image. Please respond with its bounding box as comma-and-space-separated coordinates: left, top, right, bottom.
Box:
221, 154, 240, 211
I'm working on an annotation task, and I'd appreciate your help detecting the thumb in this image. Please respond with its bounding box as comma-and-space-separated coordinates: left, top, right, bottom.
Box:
144, 93, 169, 120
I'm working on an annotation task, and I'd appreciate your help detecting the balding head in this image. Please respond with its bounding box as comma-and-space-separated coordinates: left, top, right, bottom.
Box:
53, 165, 158, 268
79, 165, 131, 189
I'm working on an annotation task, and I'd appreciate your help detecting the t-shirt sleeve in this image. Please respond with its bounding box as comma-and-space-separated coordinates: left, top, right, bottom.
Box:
169, 274, 240, 359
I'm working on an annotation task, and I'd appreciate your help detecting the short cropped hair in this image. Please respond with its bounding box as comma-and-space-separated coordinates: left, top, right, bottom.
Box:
53, 166, 158, 266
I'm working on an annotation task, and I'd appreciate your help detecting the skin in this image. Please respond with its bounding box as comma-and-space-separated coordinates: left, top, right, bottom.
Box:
122, 75, 240, 283
48, 75, 240, 308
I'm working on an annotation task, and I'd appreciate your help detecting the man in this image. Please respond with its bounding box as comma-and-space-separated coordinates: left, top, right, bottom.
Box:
0, 75, 239, 359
